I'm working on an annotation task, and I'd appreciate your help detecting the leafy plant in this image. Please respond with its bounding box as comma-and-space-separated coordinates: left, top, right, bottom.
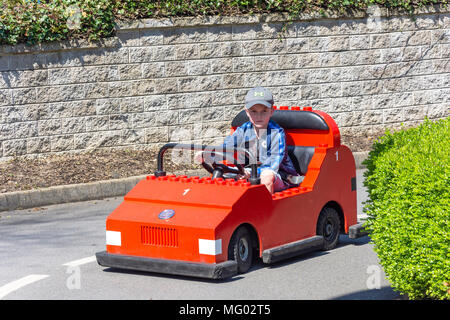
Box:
363, 118, 450, 299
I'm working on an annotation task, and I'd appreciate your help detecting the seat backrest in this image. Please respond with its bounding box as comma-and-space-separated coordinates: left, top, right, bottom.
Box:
287, 145, 315, 176
231, 109, 329, 131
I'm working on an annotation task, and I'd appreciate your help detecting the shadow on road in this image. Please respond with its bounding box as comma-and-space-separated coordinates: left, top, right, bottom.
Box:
330, 286, 404, 300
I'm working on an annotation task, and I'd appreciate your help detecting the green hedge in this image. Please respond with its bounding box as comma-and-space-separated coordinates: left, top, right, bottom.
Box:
363, 118, 450, 300
0, 0, 447, 45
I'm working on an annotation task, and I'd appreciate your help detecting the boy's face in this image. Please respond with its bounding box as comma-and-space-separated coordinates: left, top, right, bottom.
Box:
245, 104, 274, 130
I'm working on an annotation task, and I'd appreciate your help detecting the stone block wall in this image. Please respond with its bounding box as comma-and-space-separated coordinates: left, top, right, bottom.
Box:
0, 6, 448, 160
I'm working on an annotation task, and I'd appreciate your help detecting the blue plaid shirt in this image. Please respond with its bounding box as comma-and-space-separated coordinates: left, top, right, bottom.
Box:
222, 120, 299, 177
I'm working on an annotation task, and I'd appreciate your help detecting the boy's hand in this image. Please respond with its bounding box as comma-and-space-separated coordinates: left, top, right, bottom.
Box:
237, 170, 251, 180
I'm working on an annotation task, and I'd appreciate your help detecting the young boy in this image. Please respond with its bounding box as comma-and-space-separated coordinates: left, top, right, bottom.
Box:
221, 86, 299, 193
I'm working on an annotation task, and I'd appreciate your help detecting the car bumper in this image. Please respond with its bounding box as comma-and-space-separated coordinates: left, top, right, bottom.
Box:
95, 251, 238, 280
348, 223, 369, 239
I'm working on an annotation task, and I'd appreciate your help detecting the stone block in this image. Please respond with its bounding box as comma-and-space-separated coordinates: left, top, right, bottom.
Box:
2, 70, 48, 88
0, 123, 15, 140
84, 82, 108, 99
109, 114, 130, 130
178, 108, 202, 124
244, 72, 267, 87
61, 117, 86, 134
119, 64, 142, 80
383, 108, 404, 123
187, 60, 210, 75
121, 128, 145, 145
129, 47, 153, 63
297, 53, 319, 68
427, 103, 446, 119
144, 95, 167, 111
154, 78, 178, 94
286, 38, 309, 53
38, 119, 62, 136
202, 106, 225, 122
0, 89, 12, 106
153, 45, 176, 61
12, 88, 37, 105
308, 37, 329, 52
74, 131, 121, 149
178, 75, 221, 92
349, 35, 370, 50
266, 71, 290, 86
51, 135, 74, 152
327, 36, 350, 52
404, 105, 427, 121
232, 57, 255, 72
145, 127, 168, 143
85, 116, 109, 132
370, 34, 391, 49
103, 48, 129, 64
300, 84, 321, 99
222, 73, 244, 89
320, 83, 342, 98
265, 38, 287, 54
3, 139, 27, 156
14, 122, 38, 138
242, 40, 266, 56
254, 55, 278, 71
278, 54, 297, 69
175, 44, 198, 60
26, 136, 51, 154
36, 84, 86, 103
142, 62, 165, 78
210, 58, 233, 74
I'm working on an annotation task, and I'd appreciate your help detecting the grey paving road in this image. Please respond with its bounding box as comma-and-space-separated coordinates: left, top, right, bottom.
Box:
0, 169, 401, 300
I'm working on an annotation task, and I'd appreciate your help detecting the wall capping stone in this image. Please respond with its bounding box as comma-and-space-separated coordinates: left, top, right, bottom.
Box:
0, 4, 447, 55
116, 4, 448, 30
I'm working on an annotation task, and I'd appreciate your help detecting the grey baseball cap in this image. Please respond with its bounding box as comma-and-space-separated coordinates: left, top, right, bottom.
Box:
245, 86, 274, 109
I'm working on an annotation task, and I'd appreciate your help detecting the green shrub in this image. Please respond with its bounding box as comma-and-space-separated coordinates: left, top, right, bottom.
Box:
0, 0, 116, 45
363, 118, 450, 300
0, 0, 448, 45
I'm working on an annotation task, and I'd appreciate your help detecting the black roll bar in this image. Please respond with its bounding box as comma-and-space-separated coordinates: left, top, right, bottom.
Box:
154, 143, 260, 185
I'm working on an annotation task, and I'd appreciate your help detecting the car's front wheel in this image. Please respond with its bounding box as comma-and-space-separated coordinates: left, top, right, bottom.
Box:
228, 226, 253, 273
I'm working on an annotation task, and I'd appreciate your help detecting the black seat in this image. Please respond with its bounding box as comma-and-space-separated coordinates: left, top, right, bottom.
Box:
287, 145, 315, 176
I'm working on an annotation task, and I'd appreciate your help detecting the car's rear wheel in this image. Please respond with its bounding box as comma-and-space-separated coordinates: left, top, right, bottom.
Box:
228, 226, 253, 273
316, 207, 341, 250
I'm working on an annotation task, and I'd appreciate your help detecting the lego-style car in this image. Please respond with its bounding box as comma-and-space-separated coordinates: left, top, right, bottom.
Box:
96, 107, 367, 279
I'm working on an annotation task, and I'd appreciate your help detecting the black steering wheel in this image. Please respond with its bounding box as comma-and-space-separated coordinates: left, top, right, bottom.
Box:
200, 150, 246, 179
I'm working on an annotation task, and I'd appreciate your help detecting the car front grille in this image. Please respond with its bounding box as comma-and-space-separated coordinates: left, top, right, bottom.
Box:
140, 225, 179, 247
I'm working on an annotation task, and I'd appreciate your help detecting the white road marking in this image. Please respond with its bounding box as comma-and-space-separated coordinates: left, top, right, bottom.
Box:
62, 255, 97, 267
0, 274, 49, 299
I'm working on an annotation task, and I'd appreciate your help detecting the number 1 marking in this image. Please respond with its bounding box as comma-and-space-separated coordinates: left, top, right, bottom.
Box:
183, 189, 190, 196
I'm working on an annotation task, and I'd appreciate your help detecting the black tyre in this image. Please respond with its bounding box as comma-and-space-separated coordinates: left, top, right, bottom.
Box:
316, 207, 341, 250
228, 226, 253, 273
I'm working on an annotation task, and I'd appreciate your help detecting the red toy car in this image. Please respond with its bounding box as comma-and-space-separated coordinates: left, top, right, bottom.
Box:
96, 107, 367, 279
